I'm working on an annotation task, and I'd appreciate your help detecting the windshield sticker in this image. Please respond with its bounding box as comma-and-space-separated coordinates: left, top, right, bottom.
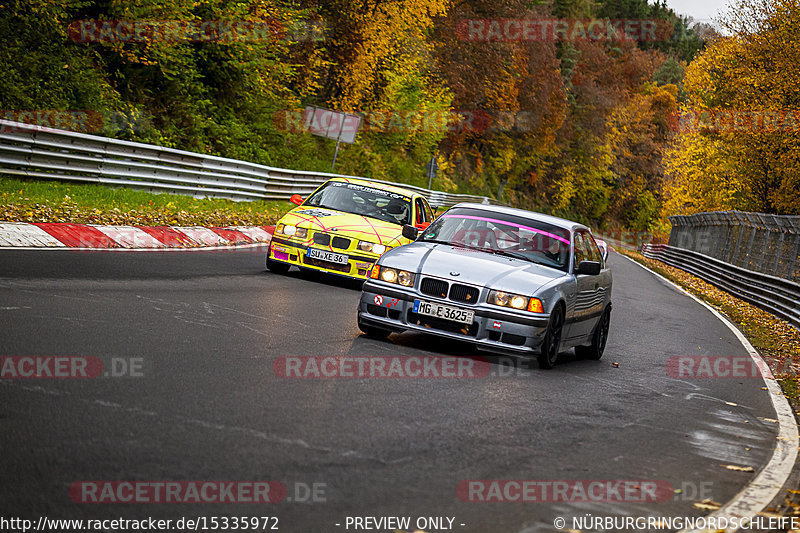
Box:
329, 181, 406, 200
440, 214, 571, 244
296, 209, 336, 218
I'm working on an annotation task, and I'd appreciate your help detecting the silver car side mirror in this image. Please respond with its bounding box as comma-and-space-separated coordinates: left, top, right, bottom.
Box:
576, 261, 602, 276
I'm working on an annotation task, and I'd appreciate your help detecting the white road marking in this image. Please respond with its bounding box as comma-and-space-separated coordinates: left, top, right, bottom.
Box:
619, 253, 799, 533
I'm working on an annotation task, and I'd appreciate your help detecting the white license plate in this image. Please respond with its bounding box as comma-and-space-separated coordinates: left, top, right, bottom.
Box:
413, 299, 475, 324
306, 248, 349, 265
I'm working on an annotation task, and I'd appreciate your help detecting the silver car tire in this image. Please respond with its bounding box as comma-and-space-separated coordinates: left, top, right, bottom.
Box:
537, 306, 564, 370
576, 307, 611, 361
358, 317, 391, 340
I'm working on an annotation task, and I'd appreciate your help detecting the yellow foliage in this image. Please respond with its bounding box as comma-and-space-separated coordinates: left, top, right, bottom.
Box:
330, 0, 448, 111
663, 0, 800, 215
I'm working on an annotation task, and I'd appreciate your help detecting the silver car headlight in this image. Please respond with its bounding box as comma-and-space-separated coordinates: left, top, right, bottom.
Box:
358, 241, 387, 255
370, 265, 414, 287
488, 290, 544, 313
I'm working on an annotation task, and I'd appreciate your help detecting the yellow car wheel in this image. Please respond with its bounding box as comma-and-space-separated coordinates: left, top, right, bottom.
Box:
266, 255, 290, 274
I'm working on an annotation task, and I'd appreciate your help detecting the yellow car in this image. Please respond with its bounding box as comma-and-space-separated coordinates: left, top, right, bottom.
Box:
266, 178, 435, 279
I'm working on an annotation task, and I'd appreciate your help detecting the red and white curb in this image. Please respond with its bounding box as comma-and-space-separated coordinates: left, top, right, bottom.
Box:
0, 222, 274, 250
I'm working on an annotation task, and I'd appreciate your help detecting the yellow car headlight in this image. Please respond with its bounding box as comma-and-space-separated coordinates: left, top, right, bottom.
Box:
358, 241, 387, 255
277, 224, 306, 239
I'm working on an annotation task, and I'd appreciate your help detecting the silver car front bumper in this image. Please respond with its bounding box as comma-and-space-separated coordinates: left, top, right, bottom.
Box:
358, 280, 550, 355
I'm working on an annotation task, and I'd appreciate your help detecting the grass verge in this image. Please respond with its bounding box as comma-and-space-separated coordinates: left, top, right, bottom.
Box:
0, 175, 292, 227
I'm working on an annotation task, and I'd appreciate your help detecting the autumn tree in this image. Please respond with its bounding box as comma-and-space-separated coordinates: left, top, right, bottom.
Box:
663, 0, 800, 216
433, 0, 566, 199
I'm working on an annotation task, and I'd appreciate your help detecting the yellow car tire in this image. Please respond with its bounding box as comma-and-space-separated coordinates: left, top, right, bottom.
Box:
266, 256, 290, 274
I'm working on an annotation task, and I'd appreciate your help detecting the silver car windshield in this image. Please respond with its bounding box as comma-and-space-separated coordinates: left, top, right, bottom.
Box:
305, 181, 412, 226
419, 210, 572, 271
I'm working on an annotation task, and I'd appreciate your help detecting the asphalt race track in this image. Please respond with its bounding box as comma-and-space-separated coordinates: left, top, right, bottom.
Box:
0, 248, 783, 532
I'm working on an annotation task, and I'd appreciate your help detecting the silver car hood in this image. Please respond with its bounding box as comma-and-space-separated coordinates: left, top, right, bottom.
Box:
385, 242, 567, 290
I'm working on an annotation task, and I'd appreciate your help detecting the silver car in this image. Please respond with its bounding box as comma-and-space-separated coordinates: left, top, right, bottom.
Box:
357, 203, 612, 368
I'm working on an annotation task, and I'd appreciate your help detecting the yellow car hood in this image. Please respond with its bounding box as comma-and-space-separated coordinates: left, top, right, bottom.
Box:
280, 207, 410, 246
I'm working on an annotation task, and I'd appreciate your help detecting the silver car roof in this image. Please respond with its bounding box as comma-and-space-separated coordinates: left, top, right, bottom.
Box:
447, 203, 590, 233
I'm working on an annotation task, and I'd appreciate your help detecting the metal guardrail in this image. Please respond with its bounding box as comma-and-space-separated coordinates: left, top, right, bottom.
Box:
642, 243, 800, 330
0, 119, 501, 208
669, 211, 800, 283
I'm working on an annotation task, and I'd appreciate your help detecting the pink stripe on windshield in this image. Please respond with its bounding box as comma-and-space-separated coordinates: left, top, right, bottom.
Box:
440, 214, 571, 245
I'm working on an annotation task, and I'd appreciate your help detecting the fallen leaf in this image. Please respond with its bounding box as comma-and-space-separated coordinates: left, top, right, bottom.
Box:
722, 464, 755, 472
693, 502, 721, 511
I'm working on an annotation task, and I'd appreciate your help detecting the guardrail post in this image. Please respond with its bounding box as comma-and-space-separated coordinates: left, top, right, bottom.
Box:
773, 217, 787, 275
667, 216, 680, 247
26, 126, 36, 172
713, 212, 727, 260
722, 212, 735, 264
719, 217, 731, 260
745, 215, 758, 270
756, 215, 769, 272
731, 212, 746, 267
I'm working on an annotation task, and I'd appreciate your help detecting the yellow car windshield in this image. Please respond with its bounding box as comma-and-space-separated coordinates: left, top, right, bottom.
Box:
305, 182, 412, 226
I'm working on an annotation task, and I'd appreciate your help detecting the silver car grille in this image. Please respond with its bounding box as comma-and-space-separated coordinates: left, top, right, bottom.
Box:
419, 277, 479, 305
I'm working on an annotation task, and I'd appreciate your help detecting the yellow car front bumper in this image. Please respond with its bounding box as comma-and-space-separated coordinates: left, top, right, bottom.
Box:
268, 237, 381, 279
